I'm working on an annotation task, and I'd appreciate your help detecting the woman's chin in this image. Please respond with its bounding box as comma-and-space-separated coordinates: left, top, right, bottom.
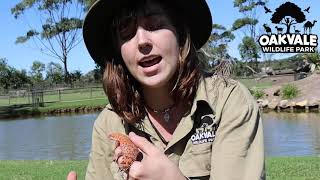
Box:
139, 76, 168, 89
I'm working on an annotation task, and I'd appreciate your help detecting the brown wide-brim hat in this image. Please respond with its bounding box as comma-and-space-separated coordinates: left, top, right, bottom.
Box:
83, 0, 212, 67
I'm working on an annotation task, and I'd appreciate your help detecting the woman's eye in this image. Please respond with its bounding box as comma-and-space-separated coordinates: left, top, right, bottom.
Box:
118, 17, 137, 41
146, 21, 162, 31
144, 16, 165, 31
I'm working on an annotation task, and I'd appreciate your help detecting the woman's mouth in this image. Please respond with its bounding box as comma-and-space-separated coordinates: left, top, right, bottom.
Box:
139, 56, 162, 68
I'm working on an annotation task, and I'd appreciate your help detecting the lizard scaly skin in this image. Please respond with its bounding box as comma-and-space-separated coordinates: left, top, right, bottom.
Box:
108, 132, 140, 171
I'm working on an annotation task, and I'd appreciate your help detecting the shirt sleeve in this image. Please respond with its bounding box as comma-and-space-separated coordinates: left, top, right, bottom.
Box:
211, 82, 265, 180
85, 113, 115, 180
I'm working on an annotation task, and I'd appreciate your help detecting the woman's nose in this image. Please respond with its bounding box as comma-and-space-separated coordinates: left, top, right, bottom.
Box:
136, 27, 152, 54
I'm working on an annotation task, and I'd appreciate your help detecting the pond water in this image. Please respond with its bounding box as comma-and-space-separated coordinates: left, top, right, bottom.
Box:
263, 112, 320, 157
0, 112, 319, 159
0, 113, 96, 160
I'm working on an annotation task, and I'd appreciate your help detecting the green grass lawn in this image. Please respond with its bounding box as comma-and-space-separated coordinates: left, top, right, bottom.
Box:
238, 78, 273, 89
0, 98, 108, 119
0, 160, 87, 180
0, 157, 319, 180
266, 157, 320, 180
0, 88, 105, 106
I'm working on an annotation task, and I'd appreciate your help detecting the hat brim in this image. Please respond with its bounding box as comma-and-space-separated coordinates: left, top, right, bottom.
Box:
83, 0, 212, 67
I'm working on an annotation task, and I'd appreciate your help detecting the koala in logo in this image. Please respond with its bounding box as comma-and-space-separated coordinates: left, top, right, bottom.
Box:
191, 114, 218, 145
196, 115, 214, 133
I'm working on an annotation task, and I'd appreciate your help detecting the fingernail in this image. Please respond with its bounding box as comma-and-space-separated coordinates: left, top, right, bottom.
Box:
129, 132, 136, 136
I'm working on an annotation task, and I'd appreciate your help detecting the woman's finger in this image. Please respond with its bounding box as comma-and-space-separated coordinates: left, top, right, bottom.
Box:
66, 171, 77, 180
128, 132, 159, 156
128, 161, 144, 179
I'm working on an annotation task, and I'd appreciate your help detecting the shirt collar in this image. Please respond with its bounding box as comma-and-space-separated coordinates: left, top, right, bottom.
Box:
189, 76, 212, 117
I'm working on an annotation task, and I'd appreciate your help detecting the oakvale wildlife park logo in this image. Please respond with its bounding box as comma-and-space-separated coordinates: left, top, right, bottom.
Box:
191, 114, 217, 145
258, 1, 318, 53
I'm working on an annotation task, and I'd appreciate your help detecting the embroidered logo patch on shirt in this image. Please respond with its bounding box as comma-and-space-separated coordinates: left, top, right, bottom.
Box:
191, 114, 218, 145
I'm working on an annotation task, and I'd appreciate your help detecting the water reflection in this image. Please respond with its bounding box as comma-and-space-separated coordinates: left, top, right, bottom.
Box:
263, 112, 320, 157
0, 112, 319, 159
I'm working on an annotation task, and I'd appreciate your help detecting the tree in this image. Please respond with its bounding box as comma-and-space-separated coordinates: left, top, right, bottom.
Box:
30, 61, 45, 83
271, 2, 306, 33
231, 17, 258, 35
11, 0, 85, 83
198, 24, 235, 70
9, 68, 31, 89
232, 58, 247, 76
0, 58, 11, 90
238, 36, 260, 75
233, 0, 267, 73
209, 24, 235, 60
0, 58, 31, 90
83, 65, 103, 83
70, 70, 82, 83
46, 62, 64, 84
93, 66, 103, 82
233, 0, 266, 37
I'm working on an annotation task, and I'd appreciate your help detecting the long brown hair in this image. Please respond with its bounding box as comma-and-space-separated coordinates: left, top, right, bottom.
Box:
102, 0, 203, 123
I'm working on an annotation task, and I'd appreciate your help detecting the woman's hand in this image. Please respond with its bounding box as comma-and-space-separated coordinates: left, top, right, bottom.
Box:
127, 132, 186, 180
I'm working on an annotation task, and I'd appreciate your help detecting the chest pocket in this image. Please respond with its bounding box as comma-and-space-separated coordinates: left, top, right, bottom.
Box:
179, 142, 212, 178
179, 101, 218, 178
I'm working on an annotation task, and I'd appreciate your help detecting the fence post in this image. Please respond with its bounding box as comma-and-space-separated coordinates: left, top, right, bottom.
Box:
28, 92, 30, 104
90, 87, 93, 99
8, 96, 10, 105
59, 89, 61, 102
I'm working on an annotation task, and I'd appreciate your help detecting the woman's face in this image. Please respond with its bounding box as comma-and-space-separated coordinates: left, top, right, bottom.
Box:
116, 0, 180, 88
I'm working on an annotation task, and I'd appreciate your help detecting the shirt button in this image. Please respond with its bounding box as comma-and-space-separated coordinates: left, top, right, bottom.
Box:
206, 164, 211, 170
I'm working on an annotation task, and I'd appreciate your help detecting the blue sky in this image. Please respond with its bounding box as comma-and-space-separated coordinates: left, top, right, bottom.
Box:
1, 0, 320, 74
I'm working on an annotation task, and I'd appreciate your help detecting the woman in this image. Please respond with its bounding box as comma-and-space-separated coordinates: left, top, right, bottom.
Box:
69, 0, 265, 179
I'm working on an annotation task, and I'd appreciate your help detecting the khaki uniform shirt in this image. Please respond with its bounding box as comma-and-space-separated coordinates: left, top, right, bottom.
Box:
85, 76, 265, 180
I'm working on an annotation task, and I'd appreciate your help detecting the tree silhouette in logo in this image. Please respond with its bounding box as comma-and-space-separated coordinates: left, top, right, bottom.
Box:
271, 2, 306, 34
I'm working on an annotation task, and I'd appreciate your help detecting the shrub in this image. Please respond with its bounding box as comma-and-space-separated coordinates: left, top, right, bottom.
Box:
250, 88, 265, 99
281, 84, 299, 99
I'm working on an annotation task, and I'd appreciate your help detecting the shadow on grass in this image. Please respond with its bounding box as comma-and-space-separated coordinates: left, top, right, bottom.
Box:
0, 104, 41, 119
